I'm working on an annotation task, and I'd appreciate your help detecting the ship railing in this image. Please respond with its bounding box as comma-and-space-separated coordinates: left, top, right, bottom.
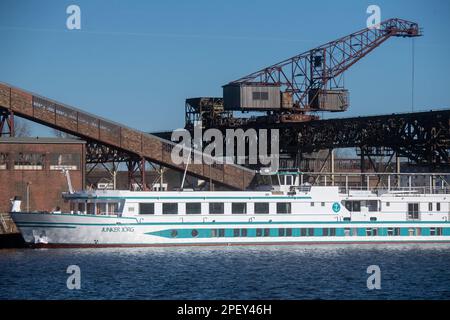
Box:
296, 171, 450, 195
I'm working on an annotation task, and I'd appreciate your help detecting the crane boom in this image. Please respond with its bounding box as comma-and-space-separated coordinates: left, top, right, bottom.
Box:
224, 18, 421, 121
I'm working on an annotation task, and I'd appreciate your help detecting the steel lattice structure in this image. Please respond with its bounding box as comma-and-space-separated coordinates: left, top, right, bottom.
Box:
230, 18, 421, 113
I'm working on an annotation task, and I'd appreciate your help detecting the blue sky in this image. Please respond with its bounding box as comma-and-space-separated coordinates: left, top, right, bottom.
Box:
1, 0, 449, 135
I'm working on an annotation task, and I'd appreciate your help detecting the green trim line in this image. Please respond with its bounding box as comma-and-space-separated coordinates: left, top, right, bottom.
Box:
13, 220, 450, 227
16, 224, 76, 229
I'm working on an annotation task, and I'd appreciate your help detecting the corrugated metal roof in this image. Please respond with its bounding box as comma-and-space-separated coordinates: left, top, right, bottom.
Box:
0, 137, 85, 144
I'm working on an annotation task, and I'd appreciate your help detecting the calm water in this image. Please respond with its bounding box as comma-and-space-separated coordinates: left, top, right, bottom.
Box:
1, 244, 450, 300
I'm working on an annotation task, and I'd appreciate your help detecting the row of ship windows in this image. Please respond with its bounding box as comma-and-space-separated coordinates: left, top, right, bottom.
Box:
169, 227, 447, 238
135, 202, 293, 215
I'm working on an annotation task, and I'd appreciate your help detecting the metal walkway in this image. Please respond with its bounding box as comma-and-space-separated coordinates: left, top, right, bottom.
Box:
0, 82, 255, 190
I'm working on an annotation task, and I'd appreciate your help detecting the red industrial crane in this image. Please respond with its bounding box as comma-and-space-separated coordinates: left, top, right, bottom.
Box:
223, 18, 421, 122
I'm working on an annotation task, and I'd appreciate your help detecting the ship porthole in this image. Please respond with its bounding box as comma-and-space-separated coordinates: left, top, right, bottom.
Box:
192, 229, 199, 238
171, 230, 178, 238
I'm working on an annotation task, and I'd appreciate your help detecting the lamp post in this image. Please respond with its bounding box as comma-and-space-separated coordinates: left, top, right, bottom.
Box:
26, 181, 31, 212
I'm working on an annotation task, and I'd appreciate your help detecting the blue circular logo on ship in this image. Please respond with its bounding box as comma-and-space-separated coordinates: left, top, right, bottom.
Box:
332, 202, 341, 213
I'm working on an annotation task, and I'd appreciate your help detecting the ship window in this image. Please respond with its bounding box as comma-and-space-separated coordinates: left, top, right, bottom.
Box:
254, 202, 269, 214
367, 200, 378, 212
186, 203, 201, 214
310, 202, 315, 207
233, 229, 240, 237
343, 217, 351, 221
343, 201, 360, 212
171, 230, 178, 238
191, 229, 199, 237
430, 228, 442, 236
108, 203, 119, 214
209, 202, 224, 214
211, 229, 217, 237
286, 228, 292, 236
96, 203, 107, 215
77, 202, 86, 213
386, 202, 390, 207
407, 203, 419, 220
163, 203, 178, 214
429, 202, 433, 211
436, 203, 441, 211
366, 228, 378, 236
278, 228, 285, 236
139, 203, 154, 215
323, 228, 329, 236
218, 229, 225, 237
277, 202, 291, 214
370, 217, 377, 221
87, 203, 95, 215
286, 175, 293, 185
232, 203, 246, 214
344, 228, 351, 236
264, 228, 270, 237
308, 228, 314, 236
256, 228, 263, 237
241, 229, 248, 237
430, 227, 443, 236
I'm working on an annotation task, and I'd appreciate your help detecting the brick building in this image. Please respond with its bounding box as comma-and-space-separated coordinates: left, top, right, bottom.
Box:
0, 137, 85, 212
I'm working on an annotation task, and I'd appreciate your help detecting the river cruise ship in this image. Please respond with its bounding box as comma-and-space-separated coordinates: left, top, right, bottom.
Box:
10, 172, 450, 247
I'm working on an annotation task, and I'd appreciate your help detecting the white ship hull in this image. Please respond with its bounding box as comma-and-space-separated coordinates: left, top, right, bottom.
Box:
11, 211, 450, 247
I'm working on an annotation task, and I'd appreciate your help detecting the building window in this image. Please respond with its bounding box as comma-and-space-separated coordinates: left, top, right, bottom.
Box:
162, 203, 178, 214
407, 203, 419, 220
209, 202, 224, 214
276, 202, 291, 214
186, 203, 201, 214
0, 153, 7, 170
254, 202, 269, 214
49, 153, 80, 170
14, 153, 45, 170
232, 203, 246, 214
139, 203, 154, 214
